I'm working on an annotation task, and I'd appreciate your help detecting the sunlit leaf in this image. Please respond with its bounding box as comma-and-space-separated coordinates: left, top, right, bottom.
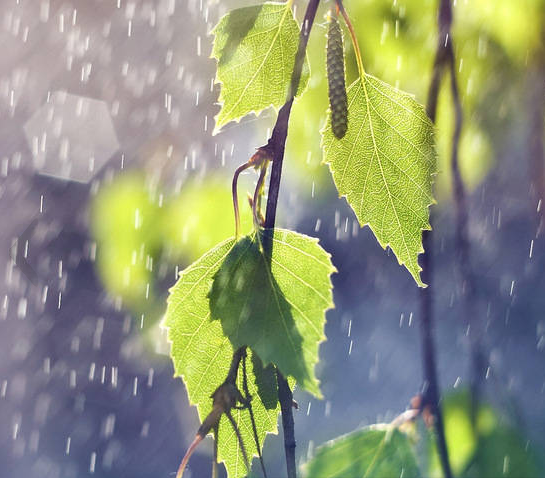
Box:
212, 1, 310, 132
302, 426, 421, 478
322, 74, 436, 286
462, 426, 543, 478
209, 229, 335, 397
164, 239, 281, 478
164, 228, 334, 476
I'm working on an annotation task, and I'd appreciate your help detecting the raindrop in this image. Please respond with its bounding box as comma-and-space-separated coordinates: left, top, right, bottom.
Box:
324, 401, 331, 418
90, 452, 97, 474
69, 370, 77, 389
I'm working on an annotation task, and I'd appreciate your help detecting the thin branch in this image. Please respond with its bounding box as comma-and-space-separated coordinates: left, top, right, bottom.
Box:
261, 2, 321, 477
336, 0, 365, 78
419, 1, 457, 477
264, 0, 321, 232
447, 49, 486, 425
175, 434, 204, 478
226, 346, 247, 383
418, 266, 452, 478
212, 424, 219, 478
253, 163, 269, 231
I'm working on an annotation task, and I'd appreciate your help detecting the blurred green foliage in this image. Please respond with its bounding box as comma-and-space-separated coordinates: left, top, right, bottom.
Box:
428, 390, 543, 477
91, 173, 161, 309
91, 172, 252, 318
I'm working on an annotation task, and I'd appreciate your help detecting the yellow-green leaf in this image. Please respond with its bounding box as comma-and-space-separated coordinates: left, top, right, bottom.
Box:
302, 426, 421, 478
322, 74, 436, 286
212, 1, 310, 132
164, 239, 281, 478
164, 228, 335, 476
209, 229, 335, 397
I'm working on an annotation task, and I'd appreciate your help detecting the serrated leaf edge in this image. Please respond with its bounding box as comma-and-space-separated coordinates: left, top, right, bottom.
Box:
162, 229, 336, 396
210, 1, 311, 135
162, 237, 277, 477
320, 73, 437, 287
264, 228, 336, 398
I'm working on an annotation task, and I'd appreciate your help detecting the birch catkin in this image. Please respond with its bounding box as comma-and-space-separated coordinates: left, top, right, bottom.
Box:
327, 14, 348, 139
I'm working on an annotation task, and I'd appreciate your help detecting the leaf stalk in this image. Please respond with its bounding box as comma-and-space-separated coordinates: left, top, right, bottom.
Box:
336, 0, 365, 78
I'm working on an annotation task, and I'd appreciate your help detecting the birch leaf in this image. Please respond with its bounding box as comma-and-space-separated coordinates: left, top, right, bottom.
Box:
322, 74, 436, 286
212, 1, 310, 132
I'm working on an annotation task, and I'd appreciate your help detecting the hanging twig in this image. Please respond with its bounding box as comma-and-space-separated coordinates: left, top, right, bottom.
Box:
418, 1, 458, 477
232, 149, 272, 239
444, 8, 487, 426
175, 348, 249, 478
253, 163, 269, 232
259, 1, 321, 477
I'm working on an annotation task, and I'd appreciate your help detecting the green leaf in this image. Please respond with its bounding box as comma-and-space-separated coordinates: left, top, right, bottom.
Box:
212, 1, 310, 132
164, 239, 281, 478
462, 426, 543, 478
164, 229, 334, 476
209, 229, 335, 397
428, 390, 544, 478
322, 74, 436, 286
303, 426, 421, 478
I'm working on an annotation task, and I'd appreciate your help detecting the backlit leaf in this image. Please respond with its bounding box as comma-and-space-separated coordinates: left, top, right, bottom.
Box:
164, 228, 334, 476
164, 240, 280, 478
322, 74, 436, 286
209, 229, 335, 397
303, 426, 421, 478
212, 1, 310, 132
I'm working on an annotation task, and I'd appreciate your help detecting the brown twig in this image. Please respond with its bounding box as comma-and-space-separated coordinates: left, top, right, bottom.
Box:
261, 2, 321, 477
419, 1, 458, 478
175, 348, 249, 478
212, 424, 219, 478
253, 163, 269, 231
264, 0, 320, 233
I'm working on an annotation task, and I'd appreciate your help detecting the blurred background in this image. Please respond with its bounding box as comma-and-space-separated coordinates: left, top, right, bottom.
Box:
0, 0, 544, 476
